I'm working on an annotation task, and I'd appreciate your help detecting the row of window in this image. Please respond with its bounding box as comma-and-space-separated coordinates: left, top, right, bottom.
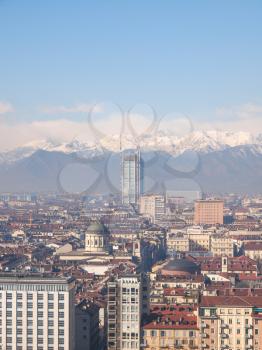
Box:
0, 311, 64, 318
0, 319, 63, 327
1, 293, 64, 300
1, 302, 64, 309
0, 328, 64, 335
0, 285, 68, 292
146, 330, 195, 337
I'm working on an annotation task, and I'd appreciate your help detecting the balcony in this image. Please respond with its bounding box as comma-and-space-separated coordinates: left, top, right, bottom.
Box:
201, 333, 208, 338
221, 323, 229, 329
221, 333, 228, 339
245, 334, 253, 339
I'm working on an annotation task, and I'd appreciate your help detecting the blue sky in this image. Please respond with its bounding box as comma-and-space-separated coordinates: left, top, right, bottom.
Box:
0, 0, 262, 148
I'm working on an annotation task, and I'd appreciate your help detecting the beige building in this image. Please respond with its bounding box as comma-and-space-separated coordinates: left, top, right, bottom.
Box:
199, 296, 262, 350
0, 273, 75, 350
194, 200, 224, 225
243, 242, 262, 260
143, 308, 199, 350
139, 195, 165, 223
166, 232, 190, 254
188, 232, 211, 252
211, 235, 234, 257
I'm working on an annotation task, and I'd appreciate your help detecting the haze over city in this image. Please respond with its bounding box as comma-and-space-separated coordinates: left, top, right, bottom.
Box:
0, 2, 262, 350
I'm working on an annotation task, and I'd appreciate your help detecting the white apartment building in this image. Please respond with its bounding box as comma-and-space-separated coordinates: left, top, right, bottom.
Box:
0, 273, 75, 350
139, 195, 165, 223
108, 275, 142, 350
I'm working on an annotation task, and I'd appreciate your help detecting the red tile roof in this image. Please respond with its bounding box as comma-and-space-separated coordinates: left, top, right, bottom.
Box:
200, 295, 262, 308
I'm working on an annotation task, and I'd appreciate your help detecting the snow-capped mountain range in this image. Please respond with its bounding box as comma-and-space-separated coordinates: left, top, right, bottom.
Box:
0, 130, 261, 194
0, 130, 261, 164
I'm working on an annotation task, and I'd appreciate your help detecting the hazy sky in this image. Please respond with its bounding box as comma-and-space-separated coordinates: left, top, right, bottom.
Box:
0, 0, 262, 149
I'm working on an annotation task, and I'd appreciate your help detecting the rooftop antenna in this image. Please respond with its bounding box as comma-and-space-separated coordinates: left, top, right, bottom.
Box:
120, 133, 122, 152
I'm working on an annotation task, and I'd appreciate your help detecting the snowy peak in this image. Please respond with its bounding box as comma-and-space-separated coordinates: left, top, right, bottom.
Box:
172, 130, 256, 155
0, 130, 261, 164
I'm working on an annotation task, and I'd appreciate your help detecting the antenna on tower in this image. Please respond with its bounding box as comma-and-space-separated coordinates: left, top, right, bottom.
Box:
120, 133, 122, 152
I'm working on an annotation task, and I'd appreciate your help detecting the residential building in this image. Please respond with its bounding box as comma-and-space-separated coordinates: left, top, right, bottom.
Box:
75, 300, 100, 350
243, 242, 262, 260
107, 275, 142, 350
199, 295, 262, 350
211, 235, 234, 257
139, 194, 165, 223
0, 273, 75, 350
143, 305, 199, 349
194, 200, 224, 225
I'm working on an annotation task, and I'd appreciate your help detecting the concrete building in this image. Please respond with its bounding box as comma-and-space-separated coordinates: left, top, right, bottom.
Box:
194, 200, 224, 225
122, 150, 143, 206
107, 275, 142, 350
75, 300, 100, 350
0, 273, 75, 350
139, 194, 165, 223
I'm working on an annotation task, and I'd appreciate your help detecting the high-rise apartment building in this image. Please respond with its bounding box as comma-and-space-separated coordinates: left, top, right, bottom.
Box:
139, 194, 166, 223
121, 150, 143, 206
0, 273, 75, 350
107, 275, 143, 350
194, 199, 224, 225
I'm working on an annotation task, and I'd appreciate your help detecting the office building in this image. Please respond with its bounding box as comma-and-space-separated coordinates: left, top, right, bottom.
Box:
0, 273, 75, 350
107, 275, 142, 350
139, 194, 165, 223
122, 150, 143, 206
194, 199, 224, 225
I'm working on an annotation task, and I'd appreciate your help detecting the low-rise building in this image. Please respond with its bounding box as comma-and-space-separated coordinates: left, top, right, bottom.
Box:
143, 306, 199, 350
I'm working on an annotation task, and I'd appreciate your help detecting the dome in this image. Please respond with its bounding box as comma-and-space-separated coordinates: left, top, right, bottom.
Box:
161, 259, 200, 276
86, 222, 109, 235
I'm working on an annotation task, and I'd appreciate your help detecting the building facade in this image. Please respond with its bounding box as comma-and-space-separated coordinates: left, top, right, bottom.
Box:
107, 275, 142, 350
122, 150, 143, 206
75, 300, 100, 350
139, 195, 166, 223
199, 296, 262, 350
211, 235, 234, 257
194, 200, 224, 225
0, 273, 75, 350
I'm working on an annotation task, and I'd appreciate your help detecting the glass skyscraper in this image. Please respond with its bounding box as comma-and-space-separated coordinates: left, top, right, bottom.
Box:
121, 149, 143, 206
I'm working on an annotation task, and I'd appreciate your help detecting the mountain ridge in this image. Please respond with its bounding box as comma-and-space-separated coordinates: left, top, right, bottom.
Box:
0, 130, 261, 165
